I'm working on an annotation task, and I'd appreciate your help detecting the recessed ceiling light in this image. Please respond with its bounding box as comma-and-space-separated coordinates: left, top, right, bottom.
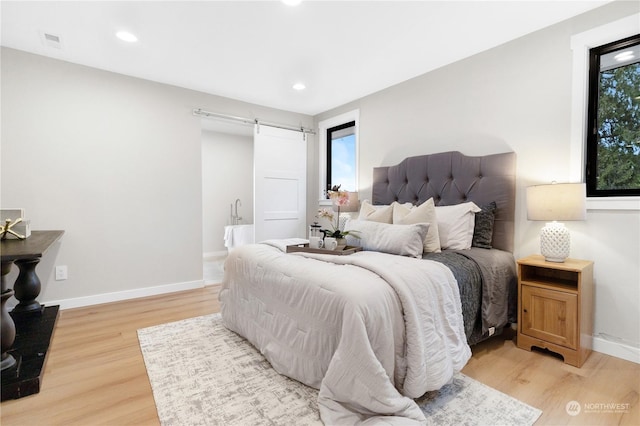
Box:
282, 0, 302, 6
292, 82, 306, 91
116, 31, 138, 43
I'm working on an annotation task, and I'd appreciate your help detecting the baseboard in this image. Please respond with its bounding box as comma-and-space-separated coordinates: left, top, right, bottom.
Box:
203, 250, 228, 258
40, 286, 640, 365
44, 280, 205, 310
593, 336, 640, 364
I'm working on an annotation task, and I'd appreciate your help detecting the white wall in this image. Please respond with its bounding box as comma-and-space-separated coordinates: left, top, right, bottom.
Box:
1, 47, 312, 308
2, 2, 637, 363
202, 129, 253, 255
314, 1, 640, 362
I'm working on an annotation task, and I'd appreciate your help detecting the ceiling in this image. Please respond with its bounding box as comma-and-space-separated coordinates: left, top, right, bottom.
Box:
1, 1, 611, 116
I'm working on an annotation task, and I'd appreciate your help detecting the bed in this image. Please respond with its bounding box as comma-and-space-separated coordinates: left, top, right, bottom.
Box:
220, 151, 517, 425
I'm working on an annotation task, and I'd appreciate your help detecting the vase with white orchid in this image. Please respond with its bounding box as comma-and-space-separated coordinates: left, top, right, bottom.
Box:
316, 185, 359, 240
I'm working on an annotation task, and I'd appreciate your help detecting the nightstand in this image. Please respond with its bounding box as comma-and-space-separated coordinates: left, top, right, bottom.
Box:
516, 255, 594, 367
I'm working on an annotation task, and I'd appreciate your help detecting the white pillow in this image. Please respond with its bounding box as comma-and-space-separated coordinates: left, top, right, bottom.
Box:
357, 200, 393, 223
392, 198, 441, 253
344, 219, 429, 258
434, 202, 481, 250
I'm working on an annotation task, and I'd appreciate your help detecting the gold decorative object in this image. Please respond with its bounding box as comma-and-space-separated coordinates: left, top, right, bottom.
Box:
1, 218, 26, 240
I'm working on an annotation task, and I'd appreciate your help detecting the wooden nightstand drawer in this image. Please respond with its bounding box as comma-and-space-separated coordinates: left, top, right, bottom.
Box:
521, 284, 577, 349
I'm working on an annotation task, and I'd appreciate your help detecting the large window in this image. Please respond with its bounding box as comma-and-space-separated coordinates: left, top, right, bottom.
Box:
586, 34, 640, 197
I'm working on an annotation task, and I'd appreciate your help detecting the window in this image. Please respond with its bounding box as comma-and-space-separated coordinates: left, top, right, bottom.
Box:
318, 110, 359, 203
326, 121, 356, 194
586, 34, 640, 197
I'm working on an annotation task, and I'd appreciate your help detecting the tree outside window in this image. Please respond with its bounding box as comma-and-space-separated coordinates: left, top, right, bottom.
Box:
586, 34, 640, 196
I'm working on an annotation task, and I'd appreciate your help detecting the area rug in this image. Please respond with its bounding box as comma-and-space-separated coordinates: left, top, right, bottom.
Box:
138, 314, 542, 425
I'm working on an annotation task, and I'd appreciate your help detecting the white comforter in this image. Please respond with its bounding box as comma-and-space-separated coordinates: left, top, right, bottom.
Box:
220, 240, 471, 425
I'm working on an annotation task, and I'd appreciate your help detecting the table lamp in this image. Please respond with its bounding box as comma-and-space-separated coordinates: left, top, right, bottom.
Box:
526, 183, 586, 262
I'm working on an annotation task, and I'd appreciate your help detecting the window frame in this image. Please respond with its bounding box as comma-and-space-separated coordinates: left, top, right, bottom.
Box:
326, 120, 356, 196
570, 13, 640, 210
318, 110, 359, 205
585, 34, 640, 197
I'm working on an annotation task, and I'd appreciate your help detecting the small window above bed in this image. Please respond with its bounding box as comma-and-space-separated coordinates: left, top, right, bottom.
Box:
318, 110, 359, 203
327, 121, 356, 194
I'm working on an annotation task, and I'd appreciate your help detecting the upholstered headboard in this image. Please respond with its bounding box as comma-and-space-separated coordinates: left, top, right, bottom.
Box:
372, 151, 516, 252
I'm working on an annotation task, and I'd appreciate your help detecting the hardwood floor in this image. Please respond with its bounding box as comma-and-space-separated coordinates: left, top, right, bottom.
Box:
2, 286, 638, 425
2, 286, 221, 426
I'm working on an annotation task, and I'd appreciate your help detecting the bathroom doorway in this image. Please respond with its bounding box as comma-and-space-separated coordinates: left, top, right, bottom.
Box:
201, 119, 253, 284
200, 117, 309, 285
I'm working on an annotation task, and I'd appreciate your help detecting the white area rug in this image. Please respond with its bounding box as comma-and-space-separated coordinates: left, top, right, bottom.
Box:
138, 314, 542, 425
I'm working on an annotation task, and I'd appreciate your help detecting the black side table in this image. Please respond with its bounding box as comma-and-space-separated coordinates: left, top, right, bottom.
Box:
1, 230, 64, 400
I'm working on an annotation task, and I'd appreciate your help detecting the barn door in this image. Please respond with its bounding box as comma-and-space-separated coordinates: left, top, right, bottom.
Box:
253, 125, 307, 242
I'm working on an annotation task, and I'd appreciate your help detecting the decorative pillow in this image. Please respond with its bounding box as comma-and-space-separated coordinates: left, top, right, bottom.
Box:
357, 200, 393, 223
434, 202, 481, 250
472, 201, 497, 249
392, 198, 441, 253
344, 219, 429, 258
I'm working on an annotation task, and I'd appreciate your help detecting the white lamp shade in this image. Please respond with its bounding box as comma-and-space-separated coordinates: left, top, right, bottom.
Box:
526, 183, 586, 262
526, 183, 586, 221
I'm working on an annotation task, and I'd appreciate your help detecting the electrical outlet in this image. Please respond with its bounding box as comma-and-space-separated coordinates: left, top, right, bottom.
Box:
55, 265, 68, 281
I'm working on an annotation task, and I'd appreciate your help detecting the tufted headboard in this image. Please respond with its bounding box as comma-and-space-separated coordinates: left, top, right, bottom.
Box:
372, 151, 516, 253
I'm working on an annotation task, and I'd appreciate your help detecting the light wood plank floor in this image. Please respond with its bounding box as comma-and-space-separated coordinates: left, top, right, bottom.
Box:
2, 286, 638, 425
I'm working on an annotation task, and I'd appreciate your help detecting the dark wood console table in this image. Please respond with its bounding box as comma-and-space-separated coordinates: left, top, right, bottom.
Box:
1, 230, 64, 400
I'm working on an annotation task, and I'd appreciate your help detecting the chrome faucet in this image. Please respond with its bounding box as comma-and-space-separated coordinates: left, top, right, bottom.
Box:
231, 198, 242, 225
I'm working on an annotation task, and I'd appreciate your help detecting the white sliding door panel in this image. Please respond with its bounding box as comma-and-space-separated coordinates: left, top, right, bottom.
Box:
254, 125, 307, 243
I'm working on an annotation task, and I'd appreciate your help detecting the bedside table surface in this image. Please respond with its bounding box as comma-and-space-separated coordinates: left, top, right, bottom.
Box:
517, 254, 593, 272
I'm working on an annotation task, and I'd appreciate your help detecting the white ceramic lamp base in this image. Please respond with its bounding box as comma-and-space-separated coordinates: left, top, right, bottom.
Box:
540, 222, 570, 263
338, 213, 351, 231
